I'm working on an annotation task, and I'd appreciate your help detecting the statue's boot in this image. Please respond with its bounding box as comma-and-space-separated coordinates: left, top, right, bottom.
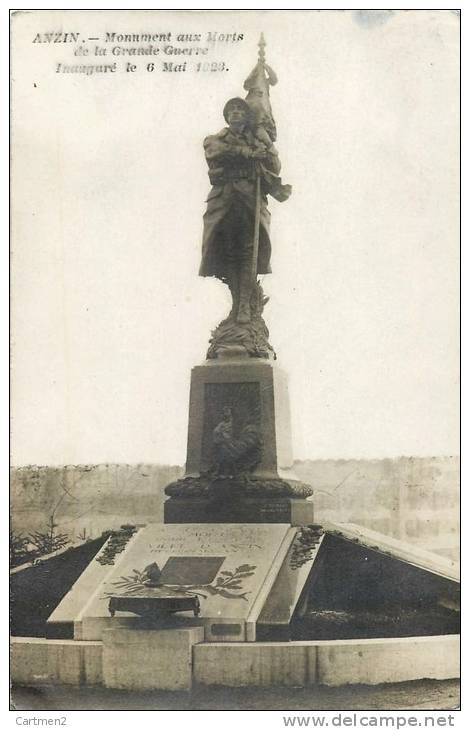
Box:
237, 302, 251, 325
237, 265, 253, 324
250, 281, 269, 312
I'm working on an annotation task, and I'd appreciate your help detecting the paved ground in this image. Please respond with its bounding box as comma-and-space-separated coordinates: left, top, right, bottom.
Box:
11, 679, 460, 711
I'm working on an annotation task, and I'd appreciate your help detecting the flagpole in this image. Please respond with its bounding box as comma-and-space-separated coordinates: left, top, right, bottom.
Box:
251, 167, 261, 287
250, 33, 266, 294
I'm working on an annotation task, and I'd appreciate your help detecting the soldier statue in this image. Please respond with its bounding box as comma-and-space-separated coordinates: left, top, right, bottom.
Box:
199, 36, 291, 335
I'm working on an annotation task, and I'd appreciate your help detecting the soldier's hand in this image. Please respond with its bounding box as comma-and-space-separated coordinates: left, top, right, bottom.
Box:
237, 145, 254, 159
250, 149, 267, 160
236, 144, 267, 160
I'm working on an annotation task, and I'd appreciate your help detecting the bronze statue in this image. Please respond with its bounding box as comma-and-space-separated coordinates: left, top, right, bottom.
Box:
199, 35, 291, 356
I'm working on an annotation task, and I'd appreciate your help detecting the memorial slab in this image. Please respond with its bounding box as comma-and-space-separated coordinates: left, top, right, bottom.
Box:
73, 523, 297, 641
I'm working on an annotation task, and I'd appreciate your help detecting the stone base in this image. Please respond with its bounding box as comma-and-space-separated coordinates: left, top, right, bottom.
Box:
193, 635, 460, 688
102, 626, 204, 691
10, 637, 102, 686
10, 634, 460, 689
164, 496, 314, 525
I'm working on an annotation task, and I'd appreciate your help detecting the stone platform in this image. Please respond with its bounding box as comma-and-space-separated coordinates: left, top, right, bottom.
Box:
13, 521, 460, 692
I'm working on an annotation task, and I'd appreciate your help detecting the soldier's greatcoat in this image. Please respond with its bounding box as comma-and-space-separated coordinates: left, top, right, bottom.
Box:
199, 126, 281, 280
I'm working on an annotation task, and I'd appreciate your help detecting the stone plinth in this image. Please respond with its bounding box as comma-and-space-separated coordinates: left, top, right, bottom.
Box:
164, 496, 314, 525
102, 626, 204, 691
185, 358, 294, 479
164, 357, 314, 523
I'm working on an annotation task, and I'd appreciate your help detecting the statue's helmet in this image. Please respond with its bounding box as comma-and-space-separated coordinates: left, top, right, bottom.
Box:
223, 97, 251, 123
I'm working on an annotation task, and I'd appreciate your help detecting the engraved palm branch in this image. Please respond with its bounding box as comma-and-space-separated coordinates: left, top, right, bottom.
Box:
103, 563, 256, 601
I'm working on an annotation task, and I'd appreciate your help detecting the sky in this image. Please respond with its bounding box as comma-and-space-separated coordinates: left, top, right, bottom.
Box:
11, 9, 460, 466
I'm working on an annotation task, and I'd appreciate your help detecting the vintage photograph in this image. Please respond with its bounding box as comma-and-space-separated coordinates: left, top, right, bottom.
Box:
10, 9, 460, 712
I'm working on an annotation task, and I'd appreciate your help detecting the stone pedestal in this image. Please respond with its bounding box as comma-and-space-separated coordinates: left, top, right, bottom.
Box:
102, 626, 204, 691
186, 358, 295, 479
164, 357, 314, 523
